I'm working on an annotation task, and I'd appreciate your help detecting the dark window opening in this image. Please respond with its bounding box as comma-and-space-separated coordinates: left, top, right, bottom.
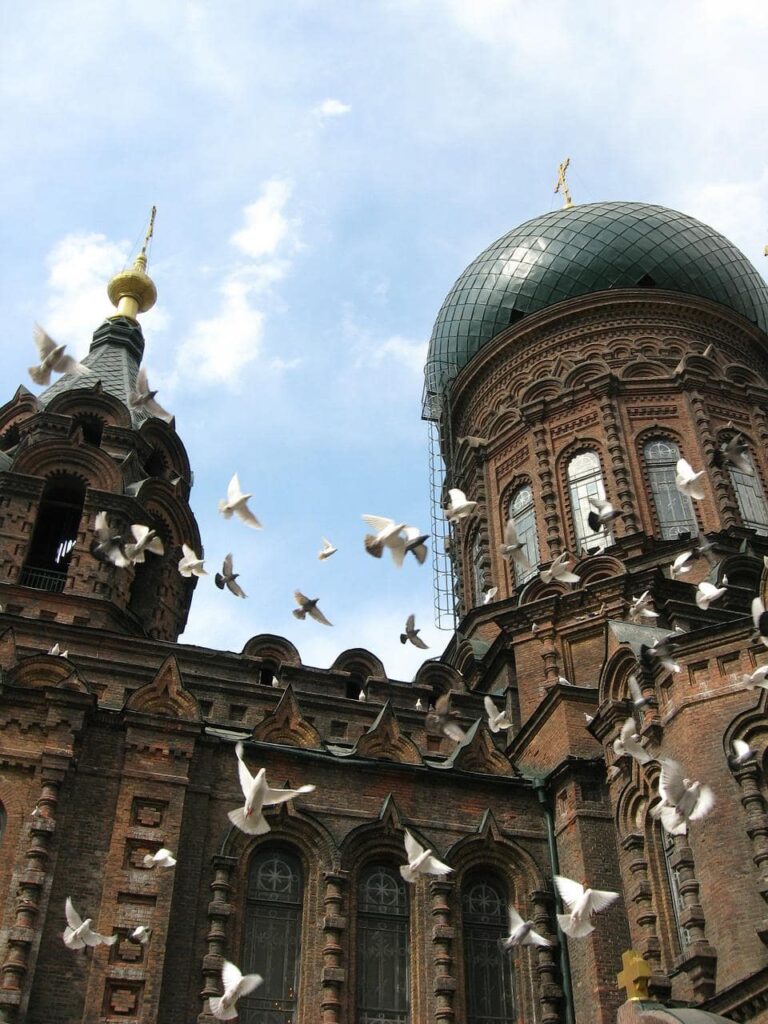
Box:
636, 273, 656, 288
259, 661, 278, 687
347, 669, 366, 700
71, 414, 104, 447
0, 424, 19, 452
357, 864, 409, 1024
21, 477, 85, 591
144, 448, 169, 479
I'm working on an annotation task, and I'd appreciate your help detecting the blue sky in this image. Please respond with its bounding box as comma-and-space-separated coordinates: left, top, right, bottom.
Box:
2, 0, 767, 679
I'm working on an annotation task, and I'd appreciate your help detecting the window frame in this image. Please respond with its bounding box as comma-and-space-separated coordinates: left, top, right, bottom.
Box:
460, 870, 517, 1024
566, 449, 610, 554
643, 437, 698, 540
355, 862, 411, 1024
506, 483, 539, 585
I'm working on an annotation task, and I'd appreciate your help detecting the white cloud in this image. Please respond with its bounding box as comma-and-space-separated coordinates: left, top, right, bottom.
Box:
374, 335, 428, 376
674, 169, 768, 264
176, 280, 265, 386
230, 179, 297, 259
314, 98, 352, 119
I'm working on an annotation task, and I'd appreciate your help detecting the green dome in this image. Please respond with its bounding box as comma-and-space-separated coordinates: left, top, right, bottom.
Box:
427, 202, 768, 388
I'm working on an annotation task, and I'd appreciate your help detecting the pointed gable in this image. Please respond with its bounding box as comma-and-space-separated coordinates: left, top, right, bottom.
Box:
442, 719, 515, 776
251, 684, 321, 749
125, 655, 199, 720
353, 701, 423, 765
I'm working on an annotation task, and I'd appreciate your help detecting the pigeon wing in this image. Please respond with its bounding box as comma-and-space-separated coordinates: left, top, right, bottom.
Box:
585, 889, 619, 913
627, 674, 644, 704
403, 830, 422, 862
658, 758, 686, 804
554, 875, 585, 910
227, 474, 243, 504
222, 960, 244, 994
223, 553, 234, 577
734, 739, 752, 759
507, 904, 525, 931
234, 742, 255, 798
65, 897, 83, 930
752, 597, 766, 630
443, 722, 465, 742
689, 784, 715, 821
448, 488, 467, 506
421, 852, 452, 875
362, 514, 395, 533
308, 604, 333, 626
483, 695, 497, 722
262, 782, 316, 806
236, 972, 264, 998
33, 323, 57, 359
503, 519, 519, 546
405, 614, 416, 633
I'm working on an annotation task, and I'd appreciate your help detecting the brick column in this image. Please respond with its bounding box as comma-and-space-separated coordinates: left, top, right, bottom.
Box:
597, 388, 639, 534
321, 870, 348, 1024
686, 389, 737, 528
529, 888, 562, 1024
528, 412, 563, 557
733, 764, 768, 923
430, 879, 456, 1023
619, 834, 670, 1000
197, 856, 237, 1023
668, 836, 717, 1001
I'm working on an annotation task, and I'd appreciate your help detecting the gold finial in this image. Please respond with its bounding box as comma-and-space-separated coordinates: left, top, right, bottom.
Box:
555, 158, 574, 209
107, 207, 158, 320
617, 949, 651, 1002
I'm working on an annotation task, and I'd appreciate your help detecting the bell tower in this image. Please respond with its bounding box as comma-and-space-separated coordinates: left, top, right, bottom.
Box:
0, 215, 201, 641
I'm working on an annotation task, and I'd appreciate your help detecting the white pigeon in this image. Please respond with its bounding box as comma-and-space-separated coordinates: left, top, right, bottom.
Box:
362, 514, 407, 564
129, 366, 172, 421
587, 496, 622, 533
612, 717, 652, 765
484, 695, 513, 733
444, 488, 477, 521
48, 643, 68, 658
63, 897, 117, 949
209, 960, 264, 1021
650, 758, 715, 835
670, 551, 693, 579
584, 713, 594, 725
499, 519, 529, 568
737, 664, 768, 690
228, 741, 315, 835
130, 926, 151, 945
358, 688, 367, 702
402, 525, 429, 564
29, 324, 89, 386
215, 553, 246, 598
415, 698, 423, 711
502, 905, 551, 948
641, 637, 680, 674
318, 537, 337, 560
554, 875, 619, 938
400, 613, 428, 649
714, 432, 752, 475
627, 591, 658, 624
696, 581, 726, 610
143, 848, 177, 868
675, 458, 707, 500
91, 511, 131, 568
426, 693, 465, 743
219, 474, 262, 529
483, 587, 498, 605
400, 829, 452, 883
730, 738, 758, 767
178, 543, 207, 578
293, 591, 332, 626
627, 673, 649, 709
752, 597, 768, 647
540, 552, 580, 585
124, 524, 164, 564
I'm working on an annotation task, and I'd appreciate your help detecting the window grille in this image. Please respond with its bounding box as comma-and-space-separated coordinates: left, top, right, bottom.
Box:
729, 450, 768, 535
462, 876, 516, 1024
357, 865, 409, 1024
567, 450, 609, 553
470, 531, 485, 606
644, 439, 698, 540
508, 485, 539, 584
660, 829, 691, 952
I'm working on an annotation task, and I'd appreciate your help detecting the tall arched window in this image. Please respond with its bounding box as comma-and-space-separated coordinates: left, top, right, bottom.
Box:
462, 874, 516, 1023
241, 847, 303, 1024
469, 531, 486, 606
21, 476, 85, 592
660, 828, 690, 953
357, 864, 409, 1024
566, 450, 609, 553
508, 485, 539, 584
644, 439, 698, 540
729, 449, 768, 535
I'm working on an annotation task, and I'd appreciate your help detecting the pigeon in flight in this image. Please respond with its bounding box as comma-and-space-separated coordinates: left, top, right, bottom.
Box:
129, 367, 172, 422
400, 829, 452, 883
29, 324, 89, 386
587, 496, 622, 534
627, 673, 650, 709
484, 695, 513, 733
612, 717, 652, 765
692, 539, 719, 568
48, 643, 68, 658
554, 875, 619, 939
499, 519, 529, 569
730, 738, 758, 767
752, 598, 768, 647
63, 897, 116, 949
675, 458, 707, 500
178, 544, 207, 578
737, 664, 768, 690
444, 488, 477, 521
215, 554, 246, 598
426, 693, 465, 743
502, 905, 551, 948
209, 960, 264, 1021
91, 511, 131, 568
219, 474, 262, 529
318, 537, 337, 560
696, 581, 726, 610
228, 741, 315, 835
669, 551, 693, 579
293, 591, 332, 626
400, 614, 428, 649
402, 526, 429, 564
483, 587, 498, 605
540, 552, 580, 585
650, 758, 715, 835
640, 637, 680, 674
362, 515, 408, 564
130, 926, 151, 945
627, 591, 658, 624
143, 848, 177, 868
713, 432, 752, 475
124, 524, 164, 564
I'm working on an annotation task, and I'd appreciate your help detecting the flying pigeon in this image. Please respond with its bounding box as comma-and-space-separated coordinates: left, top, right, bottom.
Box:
675, 458, 707, 500
612, 717, 652, 765
696, 581, 726, 610
124, 524, 164, 564
484, 695, 513, 733
228, 741, 315, 835
400, 829, 452, 883
640, 637, 680, 674
63, 897, 117, 949
554, 875, 619, 939
178, 544, 207, 578
483, 587, 498, 605
540, 552, 580, 585
627, 591, 658, 624
737, 664, 768, 690
128, 366, 172, 422
692, 539, 720, 567
627, 673, 650, 709
669, 551, 693, 579
713, 432, 752, 475
293, 591, 332, 626
130, 926, 151, 945
400, 614, 428, 649
29, 324, 89, 386
318, 537, 337, 560
752, 598, 768, 647
502, 905, 551, 948
402, 526, 429, 564
143, 848, 177, 868
587, 496, 622, 534
499, 519, 529, 568
48, 643, 68, 658
444, 488, 477, 521
219, 474, 262, 529
215, 553, 246, 598
209, 960, 264, 1021
730, 738, 758, 767
362, 514, 407, 563
426, 692, 465, 743
650, 758, 715, 835
91, 511, 131, 568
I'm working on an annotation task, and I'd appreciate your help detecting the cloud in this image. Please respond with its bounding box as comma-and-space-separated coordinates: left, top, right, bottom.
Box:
230, 179, 297, 259
175, 280, 265, 386
674, 168, 768, 263
374, 335, 428, 376
313, 98, 352, 119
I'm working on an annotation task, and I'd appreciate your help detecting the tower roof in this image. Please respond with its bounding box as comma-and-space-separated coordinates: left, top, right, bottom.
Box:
427, 202, 768, 389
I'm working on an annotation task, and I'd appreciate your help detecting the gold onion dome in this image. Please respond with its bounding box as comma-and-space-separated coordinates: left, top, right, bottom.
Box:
107, 207, 158, 319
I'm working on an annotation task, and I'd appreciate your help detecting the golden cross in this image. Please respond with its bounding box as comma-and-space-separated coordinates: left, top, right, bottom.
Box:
617, 949, 651, 1001
555, 158, 573, 209
140, 206, 157, 259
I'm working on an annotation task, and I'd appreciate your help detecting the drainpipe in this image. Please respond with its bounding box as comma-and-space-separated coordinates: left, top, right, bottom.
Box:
534, 777, 576, 1024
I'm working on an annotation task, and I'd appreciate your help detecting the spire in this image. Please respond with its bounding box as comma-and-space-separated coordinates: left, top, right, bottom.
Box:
106, 207, 158, 320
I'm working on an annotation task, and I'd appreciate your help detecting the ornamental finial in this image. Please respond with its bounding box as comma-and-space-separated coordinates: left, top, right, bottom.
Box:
107, 207, 158, 320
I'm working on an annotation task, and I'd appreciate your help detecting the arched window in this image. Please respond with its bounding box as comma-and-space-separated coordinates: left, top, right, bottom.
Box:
241, 847, 303, 1023
469, 531, 486, 606
508, 485, 539, 584
729, 449, 768, 535
462, 874, 516, 1023
21, 476, 85, 592
566, 450, 609, 553
660, 828, 690, 953
644, 439, 698, 540
357, 864, 409, 1024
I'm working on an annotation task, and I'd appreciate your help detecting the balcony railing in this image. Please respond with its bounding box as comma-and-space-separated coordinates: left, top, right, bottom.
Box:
18, 565, 67, 593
